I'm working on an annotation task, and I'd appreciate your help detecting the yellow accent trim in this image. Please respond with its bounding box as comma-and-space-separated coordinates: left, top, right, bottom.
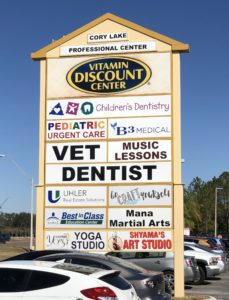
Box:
31, 13, 189, 60
35, 60, 46, 250
172, 54, 185, 297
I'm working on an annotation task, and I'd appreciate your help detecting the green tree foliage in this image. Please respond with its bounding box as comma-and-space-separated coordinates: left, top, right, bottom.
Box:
184, 172, 229, 235
0, 212, 35, 236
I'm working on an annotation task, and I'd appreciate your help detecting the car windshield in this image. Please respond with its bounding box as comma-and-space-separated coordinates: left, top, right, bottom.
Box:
106, 255, 148, 273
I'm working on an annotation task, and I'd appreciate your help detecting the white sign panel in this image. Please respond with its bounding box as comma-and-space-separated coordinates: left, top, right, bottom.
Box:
108, 117, 171, 139
109, 207, 172, 228
60, 41, 156, 56
45, 162, 172, 184
45, 208, 106, 228
45, 186, 106, 207
46, 142, 107, 163
46, 119, 107, 141
47, 95, 171, 120
47, 53, 171, 98
107, 230, 173, 251
88, 32, 128, 43
109, 185, 172, 206
45, 230, 106, 250
108, 140, 171, 162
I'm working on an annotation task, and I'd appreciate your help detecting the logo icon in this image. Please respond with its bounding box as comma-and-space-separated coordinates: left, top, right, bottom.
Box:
48, 190, 61, 204
49, 103, 64, 115
108, 232, 123, 251
46, 212, 60, 224
81, 102, 94, 115
66, 102, 79, 115
46, 233, 70, 248
66, 56, 151, 95
110, 122, 135, 136
110, 122, 117, 131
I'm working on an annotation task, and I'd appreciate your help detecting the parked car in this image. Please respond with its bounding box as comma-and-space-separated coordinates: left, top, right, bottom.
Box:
221, 239, 229, 257
185, 242, 226, 272
184, 236, 209, 247
207, 237, 225, 251
184, 236, 224, 252
106, 252, 199, 290
0, 260, 138, 300
36, 252, 171, 300
2, 249, 76, 261
0, 233, 10, 243
184, 243, 221, 284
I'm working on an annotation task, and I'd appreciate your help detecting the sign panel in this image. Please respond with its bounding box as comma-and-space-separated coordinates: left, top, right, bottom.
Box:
45, 186, 106, 207
107, 230, 172, 251
108, 140, 171, 162
45, 208, 106, 228
47, 95, 171, 120
108, 117, 171, 139
46, 119, 107, 141
45, 230, 107, 250
66, 56, 151, 94
109, 185, 172, 206
88, 32, 128, 42
108, 207, 172, 229
45, 162, 172, 184
46, 142, 107, 163
47, 53, 171, 98
60, 41, 156, 56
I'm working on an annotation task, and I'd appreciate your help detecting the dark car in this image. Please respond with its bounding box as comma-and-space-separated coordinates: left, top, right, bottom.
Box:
35, 252, 171, 300
221, 239, 229, 257
184, 236, 224, 252
107, 251, 199, 289
2, 249, 75, 261
0, 233, 11, 244
207, 237, 225, 251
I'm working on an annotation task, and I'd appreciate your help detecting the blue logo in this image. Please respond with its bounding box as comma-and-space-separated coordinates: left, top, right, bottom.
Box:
110, 122, 135, 135
49, 103, 64, 115
48, 190, 61, 203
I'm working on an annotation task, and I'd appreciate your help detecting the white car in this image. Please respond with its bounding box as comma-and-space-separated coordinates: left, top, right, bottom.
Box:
184, 243, 222, 284
185, 242, 225, 273
0, 260, 139, 300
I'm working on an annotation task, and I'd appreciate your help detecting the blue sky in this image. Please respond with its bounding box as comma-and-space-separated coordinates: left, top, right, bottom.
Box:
0, 0, 228, 213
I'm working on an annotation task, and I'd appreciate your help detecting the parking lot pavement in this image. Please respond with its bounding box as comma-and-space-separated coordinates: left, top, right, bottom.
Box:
185, 263, 229, 300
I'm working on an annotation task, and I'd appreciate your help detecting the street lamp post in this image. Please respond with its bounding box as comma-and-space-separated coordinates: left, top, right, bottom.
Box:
0, 154, 34, 249
215, 187, 223, 237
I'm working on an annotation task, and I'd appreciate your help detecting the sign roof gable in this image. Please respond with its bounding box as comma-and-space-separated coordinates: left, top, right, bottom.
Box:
31, 13, 189, 60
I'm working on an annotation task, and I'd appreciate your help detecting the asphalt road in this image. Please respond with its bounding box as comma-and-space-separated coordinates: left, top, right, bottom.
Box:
185, 262, 229, 300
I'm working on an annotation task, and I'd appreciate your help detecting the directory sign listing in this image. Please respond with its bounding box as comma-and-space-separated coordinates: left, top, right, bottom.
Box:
45, 230, 172, 251
44, 29, 173, 252
45, 186, 107, 207
46, 95, 171, 120
46, 184, 172, 207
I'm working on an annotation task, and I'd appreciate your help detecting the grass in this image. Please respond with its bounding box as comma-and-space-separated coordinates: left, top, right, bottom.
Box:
0, 237, 30, 260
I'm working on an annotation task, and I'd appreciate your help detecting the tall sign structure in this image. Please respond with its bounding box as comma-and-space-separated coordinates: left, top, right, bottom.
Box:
32, 13, 189, 296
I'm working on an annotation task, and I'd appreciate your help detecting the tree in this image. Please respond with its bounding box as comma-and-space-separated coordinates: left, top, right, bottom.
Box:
184, 172, 229, 235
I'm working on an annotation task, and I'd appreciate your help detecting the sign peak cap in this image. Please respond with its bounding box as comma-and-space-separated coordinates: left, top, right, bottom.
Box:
31, 13, 189, 60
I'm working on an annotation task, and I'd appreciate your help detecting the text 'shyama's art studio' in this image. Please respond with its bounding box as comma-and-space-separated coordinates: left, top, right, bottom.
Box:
32, 13, 189, 254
